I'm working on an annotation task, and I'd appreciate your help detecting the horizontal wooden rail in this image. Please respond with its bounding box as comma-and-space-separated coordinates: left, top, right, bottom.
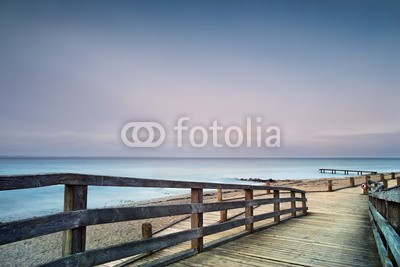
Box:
0, 173, 307, 266
0, 173, 305, 192
369, 189, 400, 203
368, 209, 394, 267
0, 197, 306, 246
369, 179, 381, 185
40, 207, 307, 267
366, 174, 399, 193
369, 204, 400, 266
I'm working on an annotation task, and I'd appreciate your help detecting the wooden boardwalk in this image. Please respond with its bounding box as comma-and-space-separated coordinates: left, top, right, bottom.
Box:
3, 173, 398, 266
108, 186, 380, 267
173, 187, 380, 266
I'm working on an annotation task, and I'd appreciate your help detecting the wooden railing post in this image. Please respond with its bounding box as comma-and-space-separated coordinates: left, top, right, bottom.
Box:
301, 192, 307, 214
349, 177, 355, 187
397, 176, 400, 186
391, 172, 395, 180
62, 185, 88, 256
142, 222, 153, 255
142, 223, 152, 239
383, 180, 388, 189
245, 189, 254, 231
217, 189, 227, 222
328, 180, 333, 192
191, 188, 203, 252
380, 174, 388, 189
364, 175, 370, 195
273, 190, 280, 223
291, 191, 296, 218
266, 181, 271, 194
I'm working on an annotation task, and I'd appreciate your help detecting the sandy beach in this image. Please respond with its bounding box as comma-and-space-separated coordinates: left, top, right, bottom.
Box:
0, 173, 396, 267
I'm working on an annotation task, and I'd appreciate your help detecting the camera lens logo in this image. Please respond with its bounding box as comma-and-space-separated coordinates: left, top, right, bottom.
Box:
121, 122, 166, 147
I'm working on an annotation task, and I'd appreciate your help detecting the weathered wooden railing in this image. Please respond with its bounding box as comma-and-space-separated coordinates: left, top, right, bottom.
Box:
326, 172, 400, 193
0, 173, 307, 266
326, 176, 359, 192
367, 173, 400, 267
366, 173, 400, 192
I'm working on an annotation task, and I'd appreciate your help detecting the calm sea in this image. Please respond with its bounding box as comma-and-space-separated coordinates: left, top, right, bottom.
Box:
1, 157, 399, 222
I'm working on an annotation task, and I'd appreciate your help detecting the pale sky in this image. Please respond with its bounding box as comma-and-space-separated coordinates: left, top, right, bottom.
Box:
0, 0, 399, 157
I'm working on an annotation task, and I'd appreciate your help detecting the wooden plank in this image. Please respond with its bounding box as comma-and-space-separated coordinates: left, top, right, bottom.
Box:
369, 210, 394, 267
369, 203, 400, 266
274, 190, 280, 223
40, 228, 203, 267
139, 249, 197, 267
265, 181, 271, 194
301, 192, 307, 215
202, 207, 301, 237
365, 174, 371, 194
217, 189, 227, 222
62, 185, 87, 256
203, 212, 307, 253
350, 177, 355, 187
244, 189, 253, 231
0, 204, 195, 245
191, 188, 203, 252
0, 173, 306, 193
386, 201, 400, 234
369, 179, 381, 185
142, 223, 152, 239
370, 188, 400, 203
142, 222, 153, 256
380, 174, 388, 189
328, 180, 333, 192
0, 210, 84, 245
0, 173, 76, 190
0, 194, 306, 248
0, 197, 305, 246
290, 191, 296, 218
124, 175, 307, 191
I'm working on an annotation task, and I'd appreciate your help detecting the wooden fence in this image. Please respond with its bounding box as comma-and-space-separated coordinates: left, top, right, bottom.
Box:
0, 173, 307, 266
326, 177, 359, 192
367, 173, 400, 267
326, 172, 400, 193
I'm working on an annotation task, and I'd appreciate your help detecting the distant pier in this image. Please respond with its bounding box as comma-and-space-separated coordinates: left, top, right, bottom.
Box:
319, 168, 377, 175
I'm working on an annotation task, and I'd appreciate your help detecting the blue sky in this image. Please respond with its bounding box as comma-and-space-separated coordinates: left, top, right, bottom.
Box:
0, 0, 399, 157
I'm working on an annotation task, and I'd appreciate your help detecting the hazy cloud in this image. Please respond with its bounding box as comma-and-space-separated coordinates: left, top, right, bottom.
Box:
0, 1, 399, 157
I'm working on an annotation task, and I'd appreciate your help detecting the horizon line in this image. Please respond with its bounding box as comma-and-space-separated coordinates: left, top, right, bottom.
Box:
0, 156, 399, 160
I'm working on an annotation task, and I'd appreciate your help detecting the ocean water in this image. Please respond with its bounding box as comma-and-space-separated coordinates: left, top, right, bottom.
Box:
0, 157, 399, 222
